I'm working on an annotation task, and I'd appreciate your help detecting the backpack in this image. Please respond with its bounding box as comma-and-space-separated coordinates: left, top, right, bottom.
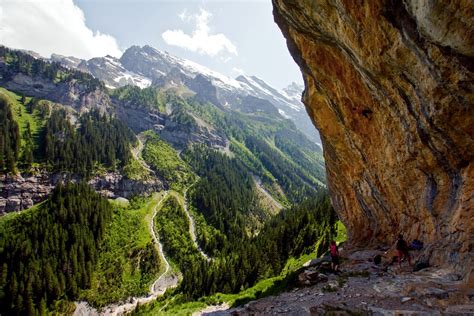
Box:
396, 239, 407, 251
410, 239, 424, 250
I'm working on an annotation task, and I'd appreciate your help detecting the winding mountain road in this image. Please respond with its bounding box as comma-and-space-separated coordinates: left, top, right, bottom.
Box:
177, 150, 211, 261
74, 140, 210, 316
182, 186, 210, 261
74, 192, 178, 316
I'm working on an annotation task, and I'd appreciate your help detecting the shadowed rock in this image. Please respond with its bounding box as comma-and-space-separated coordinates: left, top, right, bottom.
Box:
272, 0, 473, 277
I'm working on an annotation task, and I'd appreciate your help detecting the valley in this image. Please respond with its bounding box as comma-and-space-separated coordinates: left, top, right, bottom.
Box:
1, 1, 472, 315
0, 45, 333, 315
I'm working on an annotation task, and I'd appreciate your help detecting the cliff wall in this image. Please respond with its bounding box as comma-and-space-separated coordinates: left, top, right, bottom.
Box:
273, 0, 473, 274
0, 171, 163, 214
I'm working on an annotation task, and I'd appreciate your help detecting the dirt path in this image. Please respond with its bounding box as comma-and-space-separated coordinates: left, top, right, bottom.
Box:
176, 150, 211, 261
149, 192, 179, 295
73, 192, 178, 316
192, 303, 230, 316
182, 185, 210, 261
130, 135, 155, 175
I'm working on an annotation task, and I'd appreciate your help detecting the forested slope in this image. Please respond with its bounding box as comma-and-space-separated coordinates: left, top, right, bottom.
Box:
0, 183, 112, 315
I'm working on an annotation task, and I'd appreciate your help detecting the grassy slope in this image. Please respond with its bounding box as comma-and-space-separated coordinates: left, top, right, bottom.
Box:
132, 221, 347, 315
124, 146, 151, 181
142, 131, 194, 192
0, 88, 38, 139
80, 193, 165, 307
266, 137, 325, 188
154, 192, 198, 273
0, 87, 47, 167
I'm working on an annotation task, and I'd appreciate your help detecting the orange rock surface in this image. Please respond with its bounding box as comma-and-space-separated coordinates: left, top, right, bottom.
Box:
272, 0, 473, 275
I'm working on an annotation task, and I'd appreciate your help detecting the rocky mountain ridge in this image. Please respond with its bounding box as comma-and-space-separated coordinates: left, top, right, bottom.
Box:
0, 45, 325, 217
51, 45, 321, 143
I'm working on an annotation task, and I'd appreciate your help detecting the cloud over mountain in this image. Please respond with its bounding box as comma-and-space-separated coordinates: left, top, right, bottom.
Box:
162, 9, 237, 57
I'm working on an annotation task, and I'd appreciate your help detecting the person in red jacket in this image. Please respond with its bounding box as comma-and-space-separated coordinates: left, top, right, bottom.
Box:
329, 240, 340, 272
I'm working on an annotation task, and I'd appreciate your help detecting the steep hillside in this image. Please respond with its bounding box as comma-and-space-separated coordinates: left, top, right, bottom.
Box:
0, 46, 110, 112
273, 0, 473, 275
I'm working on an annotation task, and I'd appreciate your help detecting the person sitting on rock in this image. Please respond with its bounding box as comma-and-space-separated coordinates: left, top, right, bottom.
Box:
395, 234, 412, 268
329, 240, 340, 272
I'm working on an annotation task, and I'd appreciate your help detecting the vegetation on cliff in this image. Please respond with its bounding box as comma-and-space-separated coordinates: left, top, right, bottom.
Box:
0, 94, 20, 173
142, 132, 194, 192
0, 87, 136, 177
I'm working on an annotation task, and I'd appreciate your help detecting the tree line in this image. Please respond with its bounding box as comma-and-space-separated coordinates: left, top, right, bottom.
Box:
0, 95, 20, 172
44, 109, 135, 176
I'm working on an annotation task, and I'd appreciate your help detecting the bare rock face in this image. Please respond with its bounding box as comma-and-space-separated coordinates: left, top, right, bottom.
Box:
0, 171, 163, 214
272, 0, 473, 274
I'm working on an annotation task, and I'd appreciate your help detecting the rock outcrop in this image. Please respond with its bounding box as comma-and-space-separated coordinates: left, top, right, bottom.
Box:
0, 171, 163, 214
219, 249, 472, 315
272, 0, 473, 274
0, 73, 111, 112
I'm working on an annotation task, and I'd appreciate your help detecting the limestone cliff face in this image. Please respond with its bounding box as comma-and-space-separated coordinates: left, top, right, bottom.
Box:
273, 0, 473, 273
0, 171, 163, 214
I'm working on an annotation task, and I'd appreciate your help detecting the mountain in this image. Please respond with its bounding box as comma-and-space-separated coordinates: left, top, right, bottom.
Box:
52, 54, 152, 89
0, 44, 330, 315
282, 82, 304, 101
50, 53, 83, 68
52, 45, 321, 144
235, 75, 320, 144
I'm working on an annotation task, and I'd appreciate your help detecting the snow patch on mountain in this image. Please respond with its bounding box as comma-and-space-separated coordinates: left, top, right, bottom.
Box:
49, 45, 319, 144
278, 109, 291, 119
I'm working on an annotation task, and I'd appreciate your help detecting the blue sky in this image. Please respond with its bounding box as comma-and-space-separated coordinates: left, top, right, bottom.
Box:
0, 0, 303, 89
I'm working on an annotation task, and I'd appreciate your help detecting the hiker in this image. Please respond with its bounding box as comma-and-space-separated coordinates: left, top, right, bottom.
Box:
329, 240, 340, 272
395, 234, 412, 268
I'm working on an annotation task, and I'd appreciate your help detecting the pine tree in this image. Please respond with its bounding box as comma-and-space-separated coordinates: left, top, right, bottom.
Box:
5, 147, 15, 173
22, 121, 33, 169
0, 134, 4, 170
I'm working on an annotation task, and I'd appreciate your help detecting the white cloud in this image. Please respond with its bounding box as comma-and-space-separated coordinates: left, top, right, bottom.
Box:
178, 9, 192, 23
0, 0, 121, 59
162, 9, 237, 57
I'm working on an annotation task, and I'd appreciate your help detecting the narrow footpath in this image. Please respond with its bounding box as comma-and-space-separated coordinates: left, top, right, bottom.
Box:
182, 184, 210, 261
